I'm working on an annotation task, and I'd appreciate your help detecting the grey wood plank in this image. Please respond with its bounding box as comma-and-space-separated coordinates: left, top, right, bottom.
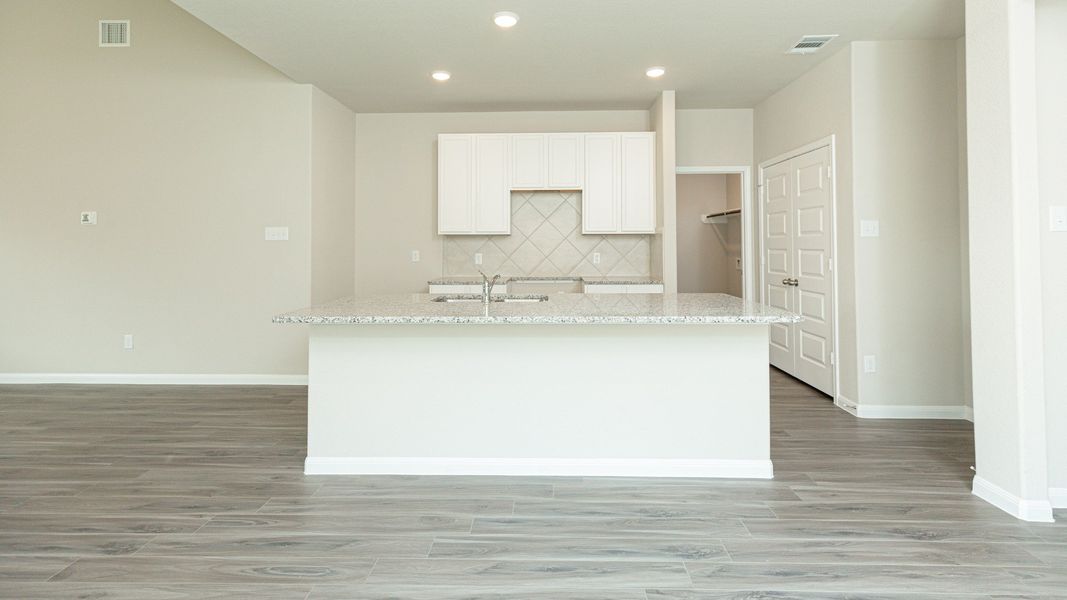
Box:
0, 533, 155, 556
765, 501, 1014, 522
12, 495, 272, 515
200, 513, 474, 535
364, 558, 691, 588
428, 535, 730, 561
0, 556, 78, 581
470, 516, 750, 538
511, 498, 777, 519
740, 518, 1044, 542
0, 515, 209, 534
721, 539, 1044, 566
646, 591, 996, 599
257, 496, 514, 516
684, 562, 1067, 595
137, 533, 433, 558
49, 556, 376, 584
0, 583, 313, 599
308, 585, 648, 599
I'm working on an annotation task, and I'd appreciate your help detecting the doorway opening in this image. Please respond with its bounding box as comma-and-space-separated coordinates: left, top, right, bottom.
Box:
675, 166, 754, 299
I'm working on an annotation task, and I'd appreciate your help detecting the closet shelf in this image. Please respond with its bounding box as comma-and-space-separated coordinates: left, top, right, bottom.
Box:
701, 208, 741, 224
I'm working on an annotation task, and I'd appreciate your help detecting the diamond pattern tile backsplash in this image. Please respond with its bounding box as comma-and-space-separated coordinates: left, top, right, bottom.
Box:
443, 191, 651, 277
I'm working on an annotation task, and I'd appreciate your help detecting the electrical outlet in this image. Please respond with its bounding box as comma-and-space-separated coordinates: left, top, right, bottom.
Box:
474, 253, 483, 265
860, 220, 880, 237
410, 250, 420, 263
863, 355, 877, 373
1051, 206, 1067, 232
592, 252, 601, 265
264, 226, 289, 241
80, 211, 97, 225
123, 334, 134, 350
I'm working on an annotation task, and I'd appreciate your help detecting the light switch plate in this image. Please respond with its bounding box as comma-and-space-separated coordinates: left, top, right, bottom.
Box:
123, 334, 134, 350
473, 253, 482, 265
1051, 206, 1067, 232
863, 355, 877, 373
592, 252, 601, 265
80, 211, 97, 225
860, 220, 880, 237
411, 250, 420, 263
264, 226, 289, 241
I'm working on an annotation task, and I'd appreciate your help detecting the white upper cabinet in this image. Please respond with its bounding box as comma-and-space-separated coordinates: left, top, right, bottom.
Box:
473, 135, 510, 234
582, 132, 656, 234
546, 134, 583, 189
510, 134, 546, 189
619, 132, 656, 233
439, 131, 654, 235
437, 134, 474, 234
438, 134, 510, 235
582, 134, 619, 233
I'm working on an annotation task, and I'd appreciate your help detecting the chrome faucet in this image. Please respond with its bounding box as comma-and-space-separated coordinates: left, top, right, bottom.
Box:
478, 270, 501, 305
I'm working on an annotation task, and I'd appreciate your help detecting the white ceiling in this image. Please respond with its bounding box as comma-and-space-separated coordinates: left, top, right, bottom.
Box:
171, 0, 964, 113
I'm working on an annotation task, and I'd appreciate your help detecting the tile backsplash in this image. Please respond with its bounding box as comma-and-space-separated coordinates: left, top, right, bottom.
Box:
443, 191, 651, 278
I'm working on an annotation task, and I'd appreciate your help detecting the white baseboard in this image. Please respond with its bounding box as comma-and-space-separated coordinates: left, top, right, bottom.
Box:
1050, 487, 1067, 509
834, 394, 858, 415
305, 457, 775, 479
972, 475, 1054, 522
855, 404, 969, 420
963, 406, 974, 422
0, 373, 307, 385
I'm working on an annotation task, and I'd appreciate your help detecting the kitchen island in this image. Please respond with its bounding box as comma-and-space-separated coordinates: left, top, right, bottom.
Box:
275, 293, 799, 478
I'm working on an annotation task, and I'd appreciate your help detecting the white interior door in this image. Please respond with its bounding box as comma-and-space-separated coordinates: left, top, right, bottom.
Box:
761, 145, 835, 396
791, 147, 834, 395
762, 160, 794, 371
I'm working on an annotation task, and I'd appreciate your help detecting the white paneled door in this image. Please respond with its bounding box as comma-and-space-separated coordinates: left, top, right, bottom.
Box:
762, 145, 835, 396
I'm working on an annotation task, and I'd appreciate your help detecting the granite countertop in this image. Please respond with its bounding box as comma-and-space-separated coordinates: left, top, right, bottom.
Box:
273, 293, 800, 325
428, 276, 663, 286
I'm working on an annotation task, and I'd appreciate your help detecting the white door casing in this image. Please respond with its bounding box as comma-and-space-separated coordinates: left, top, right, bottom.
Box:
760, 143, 836, 396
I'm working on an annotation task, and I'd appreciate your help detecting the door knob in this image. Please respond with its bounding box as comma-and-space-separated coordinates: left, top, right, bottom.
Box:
782, 278, 799, 287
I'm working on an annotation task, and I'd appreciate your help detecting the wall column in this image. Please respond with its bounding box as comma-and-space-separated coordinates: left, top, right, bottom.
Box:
965, 0, 1052, 521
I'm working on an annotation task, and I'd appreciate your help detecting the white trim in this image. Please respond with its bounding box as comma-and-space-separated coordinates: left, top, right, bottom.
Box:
674, 165, 754, 301
852, 404, 971, 420
972, 475, 1054, 522
835, 394, 858, 415
963, 405, 974, 422
305, 456, 775, 479
0, 373, 307, 385
757, 135, 840, 399
1049, 487, 1067, 510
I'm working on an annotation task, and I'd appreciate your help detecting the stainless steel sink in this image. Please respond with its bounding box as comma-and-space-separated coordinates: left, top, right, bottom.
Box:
431, 294, 549, 303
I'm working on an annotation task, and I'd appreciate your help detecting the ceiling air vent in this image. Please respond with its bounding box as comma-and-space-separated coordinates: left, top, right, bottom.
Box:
99, 20, 130, 47
787, 34, 837, 55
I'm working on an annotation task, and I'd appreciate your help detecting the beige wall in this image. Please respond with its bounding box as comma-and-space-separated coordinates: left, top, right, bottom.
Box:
676, 109, 754, 167
677, 174, 742, 295
310, 87, 357, 305
755, 47, 859, 402
851, 40, 965, 410
0, 0, 348, 376
353, 110, 650, 294
650, 92, 678, 291
957, 36, 974, 413
1037, 0, 1067, 497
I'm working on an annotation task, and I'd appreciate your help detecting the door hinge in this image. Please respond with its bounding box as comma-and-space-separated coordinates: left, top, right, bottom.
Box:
827, 165, 833, 179
827, 257, 833, 272
830, 351, 835, 365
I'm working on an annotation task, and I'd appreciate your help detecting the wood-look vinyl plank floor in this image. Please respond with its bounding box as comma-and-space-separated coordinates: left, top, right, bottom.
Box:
0, 369, 1063, 599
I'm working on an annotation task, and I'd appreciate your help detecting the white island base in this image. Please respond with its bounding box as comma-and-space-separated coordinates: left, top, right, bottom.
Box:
304, 323, 773, 479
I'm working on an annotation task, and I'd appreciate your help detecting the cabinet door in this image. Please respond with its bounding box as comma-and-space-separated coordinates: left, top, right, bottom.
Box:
547, 134, 583, 189
620, 132, 656, 233
473, 135, 510, 234
437, 134, 474, 234
582, 134, 619, 233
510, 134, 546, 189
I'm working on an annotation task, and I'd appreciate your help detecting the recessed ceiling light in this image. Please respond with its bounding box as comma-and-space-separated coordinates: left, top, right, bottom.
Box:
646, 66, 666, 78
493, 11, 519, 28
431, 70, 451, 82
